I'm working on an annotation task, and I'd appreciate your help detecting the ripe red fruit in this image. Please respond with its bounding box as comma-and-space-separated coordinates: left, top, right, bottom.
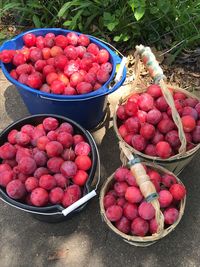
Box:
158, 190, 173, 207
174, 92, 186, 100
16, 64, 32, 75
123, 203, 138, 220
43, 117, 59, 131
116, 197, 126, 207
70, 72, 84, 87
156, 96, 169, 111
101, 62, 112, 73
34, 60, 47, 72
114, 167, 129, 182
58, 122, 74, 134
21, 124, 34, 136
8, 129, 18, 144
54, 54, 68, 70
106, 205, 123, 222
192, 126, 200, 143
97, 49, 109, 63
60, 161, 77, 178
42, 48, 51, 59
18, 73, 28, 84
62, 148, 76, 161
115, 216, 131, 234
36, 136, 49, 151
124, 134, 134, 145
0, 171, 14, 187
151, 130, 164, 145
164, 208, 179, 224
57, 132, 73, 148
169, 184, 186, 200
74, 141, 90, 156
10, 69, 18, 80
138, 93, 154, 111
47, 157, 64, 173
49, 187, 64, 204
51, 80, 65, 94
124, 101, 138, 116
25, 177, 39, 192
55, 35, 68, 49
62, 184, 81, 207
125, 186, 143, 203
64, 45, 78, 60
57, 73, 69, 86
76, 45, 86, 58
50, 46, 64, 57
76, 82, 93, 94
147, 169, 161, 183
114, 182, 128, 197
182, 106, 198, 120
73, 134, 84, 145
156, 141, 172, 158
162, 174, 177, 188
30, 188, 49, 207
16, 147, 32, 163
39, 174, 56, 190
145, 144, 157, 156
87, 43, 99, 55
54, 174, 69, 189
34, 167, 49, 179
158, 119, 175, 134
47, 130, 58, 141
75, 155, 92, 171
43, 64, 56, 76
45, 141, 63, 157
0, 163, 11, 173
131, 134, 147, 152
165, 130, 181, 148
149, 218, 158, 234
0, 50, 15, 63
146, 84, 162, 98
124, 117, 140, 133
146, 109, 162, 125
64, 86, 77, 95
138, 202, 155, 220
46, 72, 58, 85
64, 60, 79, 77
0, 143, 16, 159
66, 32, 79, 46
15, 132, 31, 146
27, 73, 42, 89
131, 217, 149, 237
137, 110, 147, 123
118, 125, 128, 138
78, 34, 90, 46
18, 156, 37, 175
29, 48, 42, 62
140, 123, 155, 140
125, 171, 137, 186
6, 180, 26, 199
13, 53, 26, 66
96, 69, 110, 84
84, 72, 97, 85
36, 36, 45, 49
72, 170, 88, 186
184, 97, 199, 108
181, 115, 196, 132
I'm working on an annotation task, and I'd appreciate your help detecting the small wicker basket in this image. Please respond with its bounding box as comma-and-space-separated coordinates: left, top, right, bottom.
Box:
113, 45, 200, 175
100, 161, 186, 247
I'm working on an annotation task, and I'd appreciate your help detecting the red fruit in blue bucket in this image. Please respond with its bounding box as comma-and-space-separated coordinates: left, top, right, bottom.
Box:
164, 208, 179, 224
146, 109, 162, 125
57, 73, 69, 86
158, 190, 173, 208
29, 48, 42, 62
30, 188, 49, 207
97, 49, 109, 64
72, 170, 89, 186
64, 86, 77, 95
76, 82, 92, 94
87, 43, 99, 55
123, 203, 138, 220
156, 141, 172, 158
76, 46, 86, 58
64, 60, 79, 77
47, 157, 64, 173
75, 155, 92, 171
115, 216, 131, 234
0, 143, 16, 159
169, 184, 186, 200
39, 174, 56, 190
49, 187, 64, 204
54, 173, 69, 189
50, 80, 65, 94
46, 72, 58, 85
66, 32, 78, 46
44, 37, 55, 48
0, 50, 15, 63
70, 72, 84, 87
13, 53, 26, 66
16, 63, 32, 75
125, 186, 143, 203
50, 46, 64, 57
131, 217, 149, 237
101, 62, 112, 73
42, 47, 51, 59
84, 72, 97, 85
6, 180, 26, 199
138, 93, 154, 111
146, 84, 162, 98
62, 184, 81, 207
0, 171, 14, 187
138, 202, 155, 220
10, 69, 18, 80
35, 60, 47, 72
43, 64, 56, 76
78, 34, 90, 47
25, 177, 39, 192
36, 36, 45, 49
96, 69, 110, 84
55, 35, 68, 49
27, 72, 43, 89
64, 45, 78, 60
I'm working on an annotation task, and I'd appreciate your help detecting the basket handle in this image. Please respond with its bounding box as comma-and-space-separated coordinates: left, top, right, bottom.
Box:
135, 45, 187, 155
119, 141, 164, 235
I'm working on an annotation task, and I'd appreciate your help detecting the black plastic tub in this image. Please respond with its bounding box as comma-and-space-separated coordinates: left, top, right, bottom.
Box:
0, 114, 98, 223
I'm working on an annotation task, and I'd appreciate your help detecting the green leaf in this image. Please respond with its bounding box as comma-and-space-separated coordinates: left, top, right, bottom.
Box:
63, 20, 72, 26
134, 6, 145, 21
33, 14, 41, 28
128, 0, 135, 12
58, 1, 73, 17
103, 12, 119, 32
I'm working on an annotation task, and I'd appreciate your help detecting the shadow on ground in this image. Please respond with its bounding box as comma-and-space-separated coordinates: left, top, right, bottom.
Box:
4, 85, 29, 121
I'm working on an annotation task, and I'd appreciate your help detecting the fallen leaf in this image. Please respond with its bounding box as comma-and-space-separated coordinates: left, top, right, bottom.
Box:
48, 249, 69, 261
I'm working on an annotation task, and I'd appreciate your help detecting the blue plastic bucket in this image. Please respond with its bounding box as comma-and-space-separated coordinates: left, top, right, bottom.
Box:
0, 28, 126, 129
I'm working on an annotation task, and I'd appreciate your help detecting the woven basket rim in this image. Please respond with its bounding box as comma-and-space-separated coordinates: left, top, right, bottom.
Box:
113, 86, 200, 162
99, 162, 186, 244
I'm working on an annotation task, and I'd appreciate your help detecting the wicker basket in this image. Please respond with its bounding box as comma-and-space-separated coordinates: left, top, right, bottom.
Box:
100, 161, 186, 247
113, 45, 200, 175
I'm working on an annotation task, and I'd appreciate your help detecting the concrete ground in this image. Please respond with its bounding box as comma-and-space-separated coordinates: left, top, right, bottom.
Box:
0, 70, 200, 267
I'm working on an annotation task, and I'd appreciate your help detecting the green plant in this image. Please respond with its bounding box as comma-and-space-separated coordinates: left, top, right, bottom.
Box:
0, 0, 200, 56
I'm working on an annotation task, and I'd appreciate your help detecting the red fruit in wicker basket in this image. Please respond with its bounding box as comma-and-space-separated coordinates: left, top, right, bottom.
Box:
158, 190, 173, 208
125, 117, 140, 134
151, 130, 164, 145
114, 167, 129, 182
182, 106, 198, 120
118, 125, 128, 138
165, 130, 181, 148
132, 134, 147, 152
124, 101, 138, 116
145, 144, 157, 156
156, 141, 172, 159
146, 109, 162, 125
106, 205, 123, 222
146, 84, 162, 98
114, 182, 129, 197
116, 197, 126, 207
181, 115, 196, 132
192, 126, 200, 143
104, 194, 116, 209
123, 203, 138, 220
164, 207, 179, 224
158, 119, 175, 134
131, 217, 149, 237
115, 216, 131, 234
162, 174, 177, 188
125, 171, 137, 186
140, 123, 155, 140
138, 202, 155, 220
117, 105, 127, 120
149, 218, 158, 234
173, 92, 186, 100
169, 184, 186, 200
147, 170, 161, 183
125, 186, 143, 203
137, 110, 147, 123
138, 93, 154, 111
184, 97, 199, 108
156, 96, 168, 111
